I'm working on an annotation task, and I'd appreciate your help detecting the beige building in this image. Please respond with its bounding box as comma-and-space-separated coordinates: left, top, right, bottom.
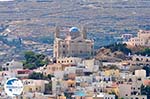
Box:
83, 59, 102, 72
118, 84, 131, 97
127, 30, 150, 46
23, 79, 48, 93
53, 27, 94, 58
135, 69, 146, 78
42, 63, 63, 75
56, 57, 82, 65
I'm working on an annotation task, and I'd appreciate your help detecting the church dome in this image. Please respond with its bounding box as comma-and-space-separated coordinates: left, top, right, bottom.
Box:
69, 27, 80, 33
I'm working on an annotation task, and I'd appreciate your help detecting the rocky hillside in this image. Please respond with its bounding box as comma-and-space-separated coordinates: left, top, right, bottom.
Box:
95, 47, 127, 62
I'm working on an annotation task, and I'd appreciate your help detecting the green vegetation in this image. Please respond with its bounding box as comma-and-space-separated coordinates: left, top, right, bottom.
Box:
28, 72, 53, 80
44, 82, 52, 94
28, 72, 46, 80
141, 84, 150, 99
143, 66, 150, 77
109, 65, 119, 70
105, 43, 131, 55
136, 48, 150, 56
104, 43, 150, 56
47, 74, 54, 81
109, 91, 118, 99
23, 51, 48, 69
28, 72, 53, 94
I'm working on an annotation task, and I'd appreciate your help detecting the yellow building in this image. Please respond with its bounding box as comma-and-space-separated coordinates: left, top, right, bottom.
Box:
104, 69, 120, 77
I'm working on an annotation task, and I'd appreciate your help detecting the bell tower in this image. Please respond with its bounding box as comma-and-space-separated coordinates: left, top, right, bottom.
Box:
81, 26, 87, 39
54, 26, 60, 39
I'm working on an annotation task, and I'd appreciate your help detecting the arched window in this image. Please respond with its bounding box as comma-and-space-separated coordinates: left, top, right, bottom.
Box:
136, 58, 140, 61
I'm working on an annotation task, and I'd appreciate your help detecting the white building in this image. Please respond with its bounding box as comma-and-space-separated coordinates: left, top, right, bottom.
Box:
51, 78, 67, 95
135, 69, 146, 78
94, 93, 115, 99
118, 84, 131, 97
83, 59, 101, 72
2, 60, 23, 71
127, 30, 150, 46
122, 34, 133, 42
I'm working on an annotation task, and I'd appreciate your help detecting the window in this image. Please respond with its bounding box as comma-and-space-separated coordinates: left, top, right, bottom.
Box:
136, 58, 140, 61
6, 68, 8, 71
29, 88, 32, 92
52, 67, 55, 71
138, 78, 141, 81
63, 51, 65, 54
78, 40, 82, 42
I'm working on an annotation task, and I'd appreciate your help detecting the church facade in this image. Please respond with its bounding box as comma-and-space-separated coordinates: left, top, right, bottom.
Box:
53, 27, 94, 58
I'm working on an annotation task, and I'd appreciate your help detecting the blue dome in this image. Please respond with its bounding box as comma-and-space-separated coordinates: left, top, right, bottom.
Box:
69, 27, 80, 33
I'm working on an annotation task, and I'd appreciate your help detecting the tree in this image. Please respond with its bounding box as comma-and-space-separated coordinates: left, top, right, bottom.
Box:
44, 82, 52, 94
47, 74, 54, 81
143, 66, 150, 77
23, 51, 48, 69
141, 84, 150, 99
28, 72, 46, 80
109, 65, 119, 70
105, 43, 131, 55
109, 91, 118, 99
136, 48, 150, 56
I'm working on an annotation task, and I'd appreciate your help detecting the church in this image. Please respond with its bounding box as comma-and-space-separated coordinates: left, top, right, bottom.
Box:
53, 26, 94, 58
